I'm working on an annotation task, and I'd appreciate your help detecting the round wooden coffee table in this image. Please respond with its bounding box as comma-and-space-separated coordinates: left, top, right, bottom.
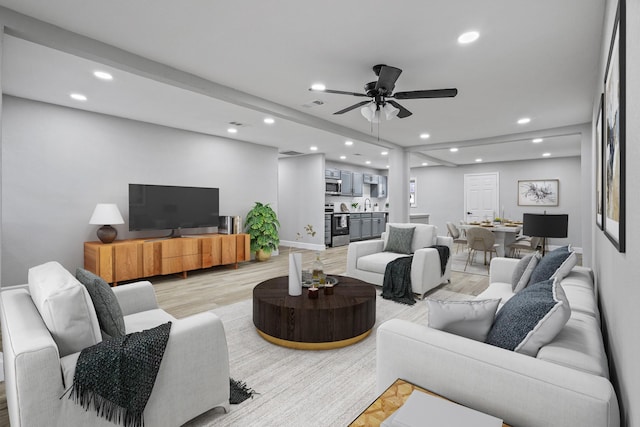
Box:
253, 275, 376, 350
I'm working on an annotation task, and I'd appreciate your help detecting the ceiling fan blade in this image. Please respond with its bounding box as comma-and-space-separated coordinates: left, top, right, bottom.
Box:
308, 88, 369, 97
387, 100, 412, 118
393, 88, 458, 99
333, 100, 372, 115
375, 65, 402, 94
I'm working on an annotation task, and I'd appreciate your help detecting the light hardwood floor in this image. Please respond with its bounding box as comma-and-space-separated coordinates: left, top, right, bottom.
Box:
0, 245, 488, 425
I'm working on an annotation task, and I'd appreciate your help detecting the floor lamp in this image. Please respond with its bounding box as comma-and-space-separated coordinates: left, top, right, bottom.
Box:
523, 213, 568, 256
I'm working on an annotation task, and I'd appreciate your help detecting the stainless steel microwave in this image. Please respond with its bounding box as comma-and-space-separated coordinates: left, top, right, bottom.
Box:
325, 178, 342, 195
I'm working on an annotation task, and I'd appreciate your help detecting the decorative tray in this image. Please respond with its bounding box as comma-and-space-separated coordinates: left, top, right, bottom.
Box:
301, 272, 339, 288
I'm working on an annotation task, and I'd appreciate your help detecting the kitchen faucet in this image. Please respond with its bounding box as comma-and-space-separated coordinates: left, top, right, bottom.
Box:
364, 198, 371, 212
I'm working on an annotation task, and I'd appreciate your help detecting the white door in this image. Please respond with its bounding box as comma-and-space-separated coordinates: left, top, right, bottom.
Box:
464, 173, 499, 223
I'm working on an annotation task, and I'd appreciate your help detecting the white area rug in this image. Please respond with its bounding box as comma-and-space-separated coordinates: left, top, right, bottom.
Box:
185, 285, 479, 427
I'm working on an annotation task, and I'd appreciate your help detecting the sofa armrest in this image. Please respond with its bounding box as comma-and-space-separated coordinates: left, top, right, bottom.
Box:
377, 319, 619, 427
435, 235, 454, 247
489, 257, 520, 284
346, 239, 385, 276
112, 281, 159, 315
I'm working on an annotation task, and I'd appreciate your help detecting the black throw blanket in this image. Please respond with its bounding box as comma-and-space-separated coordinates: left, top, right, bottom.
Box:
67, 322, 172, 427
429, 244, 451, 276
382, 256, 416, 305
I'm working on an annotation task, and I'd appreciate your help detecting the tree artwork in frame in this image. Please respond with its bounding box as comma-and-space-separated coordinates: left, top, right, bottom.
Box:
603, 0, 625, 252
596, 93, 604, 230
518, 180, 559, 207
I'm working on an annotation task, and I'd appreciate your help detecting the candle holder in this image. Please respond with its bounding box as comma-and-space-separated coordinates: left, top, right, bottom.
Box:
324, 284, 334, 295
308, 287, 319, 299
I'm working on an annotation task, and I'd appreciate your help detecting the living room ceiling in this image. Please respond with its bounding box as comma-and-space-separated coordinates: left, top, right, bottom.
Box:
0, 1, 603, 169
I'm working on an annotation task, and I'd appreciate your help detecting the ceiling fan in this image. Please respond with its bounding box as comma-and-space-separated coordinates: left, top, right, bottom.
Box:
309, 64, 458, 121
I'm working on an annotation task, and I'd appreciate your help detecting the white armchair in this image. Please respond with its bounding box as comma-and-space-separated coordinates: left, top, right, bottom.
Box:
346, 223, 453, 299
1, 276, 230, 427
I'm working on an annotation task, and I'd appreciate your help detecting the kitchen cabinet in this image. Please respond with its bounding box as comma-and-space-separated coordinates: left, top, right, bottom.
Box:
372, 212, 386, 237
361, 213, 373, 239
325, 168, 340, 179
371, 175, 387, 198
350, 213, 362, 241
340, 170, 352, 196
363, 174, 378, 184
352, 172, 363, 196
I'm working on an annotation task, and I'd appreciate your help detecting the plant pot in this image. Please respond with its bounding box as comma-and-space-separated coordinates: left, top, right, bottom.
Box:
255, 249, 271, 262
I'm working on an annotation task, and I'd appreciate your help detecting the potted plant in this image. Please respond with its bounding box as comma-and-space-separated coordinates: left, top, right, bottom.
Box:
245, 202, 280, 261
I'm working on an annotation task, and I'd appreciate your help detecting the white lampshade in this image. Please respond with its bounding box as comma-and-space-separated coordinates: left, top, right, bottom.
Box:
383, 103, 399, 120
89, 203, 124, 225
360, 103, 376, 121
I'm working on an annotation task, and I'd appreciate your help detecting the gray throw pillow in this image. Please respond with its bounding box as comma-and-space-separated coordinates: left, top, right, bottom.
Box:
528, 246, 572, 285
76, 268, 126, 338
384, 226, 415, 255
427, 298, 501, 342
511, 253, 540, 293
485, 278, 571, 356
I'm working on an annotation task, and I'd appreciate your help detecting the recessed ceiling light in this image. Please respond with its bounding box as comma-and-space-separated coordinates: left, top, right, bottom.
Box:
419, 133, 430, 139
227, 127, 238, 134
70, 93, 87, 101
93, 71, 113, 80
475, 158, 483, 162
422, 162, 428, 166
450, 147, 459, 152
542, 152, 551, 157
345, 140, 354, 146
340, 155, 346, 160
365, 161, 371, 165
263, 117, 275, 124
310, 146, 318, 151
381, 151, 388, 156
311, 83, 326, 91
458, 31, 479, 44
386, 165, 390, 169
517, 117, 531, 125
532, 138, 543, 143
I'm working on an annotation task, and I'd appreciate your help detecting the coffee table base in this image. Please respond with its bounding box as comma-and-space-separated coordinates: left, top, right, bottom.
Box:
256, 328, 372, 350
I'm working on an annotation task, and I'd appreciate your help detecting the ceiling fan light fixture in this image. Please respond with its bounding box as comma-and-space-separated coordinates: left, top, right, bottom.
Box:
361, 103, 378, 122
383, 103, 399, 120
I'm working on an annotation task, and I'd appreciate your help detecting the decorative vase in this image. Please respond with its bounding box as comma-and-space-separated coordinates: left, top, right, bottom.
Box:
255, 249, 271, 262
288, 253, 302, 296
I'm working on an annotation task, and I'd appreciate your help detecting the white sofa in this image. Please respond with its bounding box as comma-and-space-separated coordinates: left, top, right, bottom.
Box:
377, 257, 620, 427
346, 223, 453, 299
1, 270, 230, 427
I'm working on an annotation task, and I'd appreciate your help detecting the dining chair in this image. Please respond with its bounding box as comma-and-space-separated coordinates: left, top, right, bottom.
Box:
508, 236, 542, 258
464, 227, 500, 272
446, 222, 467, 253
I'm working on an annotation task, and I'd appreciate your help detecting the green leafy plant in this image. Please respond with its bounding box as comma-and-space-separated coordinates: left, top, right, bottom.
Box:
245, 202, 280, 256
351, 202, 359, 210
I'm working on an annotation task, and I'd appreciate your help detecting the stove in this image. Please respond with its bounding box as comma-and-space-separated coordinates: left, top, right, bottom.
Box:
325, 203, 350, 247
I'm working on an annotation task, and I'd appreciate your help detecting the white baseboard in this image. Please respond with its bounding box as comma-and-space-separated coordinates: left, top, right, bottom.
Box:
280, 240, 327, 252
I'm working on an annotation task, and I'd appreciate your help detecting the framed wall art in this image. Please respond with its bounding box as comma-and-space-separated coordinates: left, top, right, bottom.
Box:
596, 93, 604, 230
603, 0, 625, 252
518, 180, 559, 206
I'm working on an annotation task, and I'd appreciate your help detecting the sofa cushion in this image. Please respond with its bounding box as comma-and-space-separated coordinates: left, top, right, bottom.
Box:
28, 261, 102, 357
475, 281, 514, 308
427, 298, 500, 341
528, 246, 572, 284
511, 253, 540, 293
384, 226, 415, 254
384, 223, 437, 254
76, 268, 126, 338
485, 278, 571, 356
550, 251, 578, 281
536, 311, 609, 377
358, 252, 407, 275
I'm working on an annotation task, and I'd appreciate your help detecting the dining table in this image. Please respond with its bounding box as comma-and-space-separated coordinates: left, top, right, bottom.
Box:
458, 223, 523, 257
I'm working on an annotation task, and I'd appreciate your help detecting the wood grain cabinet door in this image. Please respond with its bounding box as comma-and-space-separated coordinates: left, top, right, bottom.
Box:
114, 242, 142, 282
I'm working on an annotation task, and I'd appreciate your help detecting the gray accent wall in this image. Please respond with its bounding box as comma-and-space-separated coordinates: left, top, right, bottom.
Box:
1, 96, 278, 285
410, 156, 582, 248
592, 1, 640, 425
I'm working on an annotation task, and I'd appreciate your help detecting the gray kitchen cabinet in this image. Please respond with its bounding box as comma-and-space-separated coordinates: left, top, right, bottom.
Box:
371, 175, 387, 198
363, 173, 378, 184
352, 172, 363, 197
340, 170, 352, 196
361, 213, 373, 239
350, 213, 362, 241
325, 168, 340, 179
372, 212, 386, 237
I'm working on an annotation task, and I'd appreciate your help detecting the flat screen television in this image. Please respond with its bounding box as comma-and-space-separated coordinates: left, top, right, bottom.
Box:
129, 184, 219, 235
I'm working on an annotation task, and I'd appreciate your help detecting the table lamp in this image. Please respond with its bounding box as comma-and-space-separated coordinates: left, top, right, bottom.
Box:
523, 213, 568, 256
89, 203, 124, 243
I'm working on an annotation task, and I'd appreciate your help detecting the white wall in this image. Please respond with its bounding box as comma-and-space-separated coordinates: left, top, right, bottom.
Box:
1, 96, 278, 285
278, 154, 325, 250
592, 1, 640, 425
410, 156, 582, 248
